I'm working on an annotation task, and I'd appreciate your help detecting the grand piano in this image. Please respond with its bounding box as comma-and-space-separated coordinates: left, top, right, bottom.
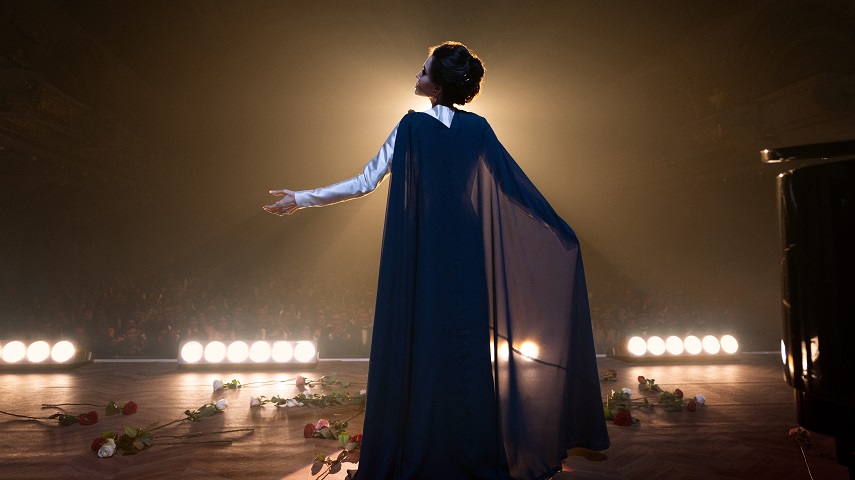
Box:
764, 139, 855, 477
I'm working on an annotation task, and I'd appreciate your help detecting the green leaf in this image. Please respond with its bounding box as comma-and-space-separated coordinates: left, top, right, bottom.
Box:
311, 461, 325, 475
338, 433, 351, 448
105, 401, 120, 416
340, 380, 350, 388
124, 426, 138, 437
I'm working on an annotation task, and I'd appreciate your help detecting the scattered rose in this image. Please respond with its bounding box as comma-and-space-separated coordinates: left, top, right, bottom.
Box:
614, 411, 633, 426
284, 399, 304, 408
621, 388, 633, 397
637, 376, 645, 384
97, 438, 117, 458
315, 419, 330, 430
350, 433, 362, 446
78, 411, 99, 426
296, 375, 306, 387
90, 437, 104, 451
674, 388, 684, 399
686, 399, 697, 412
359, 389, 366, 396
695, 394, 705, 404
214, 399, 228, 411
250, 397, 261, 407
121, 401, 138, 415
304, 423, 316, 438
213, 380, 224, 391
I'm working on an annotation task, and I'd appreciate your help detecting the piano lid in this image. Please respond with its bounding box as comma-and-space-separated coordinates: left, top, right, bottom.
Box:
761, 139, 855, 163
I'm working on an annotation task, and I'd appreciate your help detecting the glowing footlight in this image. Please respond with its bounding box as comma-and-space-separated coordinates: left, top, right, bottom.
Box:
249, 341, 272, 363
684, 335, 703, 355
204, 341, 227, 363
181, 341, 204, 363
51, 341, 76, 363
646, 336, 666, 356
627, 336, 647, 356
272, 341, 294, 362
226, 341, 249, 363
781, 339, 787, 365
294, 341, 317, 363
1, 341, 26, 363
720, 335, 739, 354
498, 342, 510, 361
520, 341, 540, 360
702, 335, 721, 354
26, 341, 51, 363
665, 336, 684, 355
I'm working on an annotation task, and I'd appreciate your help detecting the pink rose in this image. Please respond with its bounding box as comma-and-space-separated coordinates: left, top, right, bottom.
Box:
315, 419, 330, 430
296, 375, 306, 387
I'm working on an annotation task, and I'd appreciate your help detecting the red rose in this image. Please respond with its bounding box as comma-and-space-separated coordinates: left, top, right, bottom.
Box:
637, 376, 645, 384
303, 423, 316, 438
674, 388, 684, 399
78, 411, 99, 426
90, 437, 104, 451
686, 399, 697, 412
350, 433, 362, 446
122, 401, 138, 415
613, 411, 633, 426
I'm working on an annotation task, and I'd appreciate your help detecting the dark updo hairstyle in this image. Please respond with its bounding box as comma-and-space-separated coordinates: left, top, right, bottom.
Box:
428, 41, 485, 106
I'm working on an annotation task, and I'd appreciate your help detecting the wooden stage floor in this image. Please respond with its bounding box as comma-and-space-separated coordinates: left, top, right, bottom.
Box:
0, 354, 849, 480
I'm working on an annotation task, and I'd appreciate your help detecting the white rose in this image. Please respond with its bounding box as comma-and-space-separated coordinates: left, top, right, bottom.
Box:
285, 399, 304, 408
695, 394, 705, 404
249, 397, 260, 407
215, 398, 228, 411
98, 438, 117, 458
621, 388, 633, 397
359, 389, 367, 396
213, 380, 224, 391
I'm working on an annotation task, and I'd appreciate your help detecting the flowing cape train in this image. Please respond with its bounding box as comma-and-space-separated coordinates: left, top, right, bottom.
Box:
358, 110, 609, 480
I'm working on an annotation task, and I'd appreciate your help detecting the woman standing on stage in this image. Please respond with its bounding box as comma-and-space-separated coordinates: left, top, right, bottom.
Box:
264, 41, 609, 480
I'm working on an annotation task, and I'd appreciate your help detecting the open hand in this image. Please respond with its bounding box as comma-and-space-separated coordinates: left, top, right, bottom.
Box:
263, 189, 298, 216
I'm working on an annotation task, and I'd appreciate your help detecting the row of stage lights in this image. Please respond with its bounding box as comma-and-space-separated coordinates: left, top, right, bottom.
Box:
0, 339, 317, 370
178, 340, 319, 368
0, 340, 92, 369
624, 334, 739, 357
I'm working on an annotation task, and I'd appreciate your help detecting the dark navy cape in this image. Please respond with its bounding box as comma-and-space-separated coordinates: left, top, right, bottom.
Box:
358, 110, 609, 479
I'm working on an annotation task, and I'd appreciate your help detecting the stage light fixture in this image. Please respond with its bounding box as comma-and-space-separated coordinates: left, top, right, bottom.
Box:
627, 336, 647, 356
610, 334, 741, 362
684, 335, 703, 355
721, 335, 739, 354
0, 339, 93, 370
665, 336, 684, 355
702, 335, 721, 354
177, 340, 319, 370
520, 341, 540, 361
647, 336, 666, 356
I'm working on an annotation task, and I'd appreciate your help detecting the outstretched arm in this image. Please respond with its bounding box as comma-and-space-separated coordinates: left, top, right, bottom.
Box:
263, 122, 399, 216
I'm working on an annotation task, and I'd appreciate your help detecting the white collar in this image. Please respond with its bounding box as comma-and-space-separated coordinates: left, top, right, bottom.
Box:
420, 104, 455, 128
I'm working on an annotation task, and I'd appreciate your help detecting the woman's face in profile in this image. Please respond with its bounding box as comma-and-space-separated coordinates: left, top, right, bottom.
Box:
415, 56, 439, 99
